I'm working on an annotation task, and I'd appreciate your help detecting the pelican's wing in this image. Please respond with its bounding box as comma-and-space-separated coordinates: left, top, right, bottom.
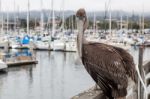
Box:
112, 46, 138, 83
82, 43, 129, 87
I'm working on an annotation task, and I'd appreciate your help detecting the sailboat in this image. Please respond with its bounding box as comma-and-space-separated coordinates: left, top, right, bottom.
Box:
0, 0, 10, 49
9, 0, 21, 49
0, 53, 7, 72
51, 0, 65, 51
10, 0, 30, 49
34, 0, 51, 50
65, 15, 77, 52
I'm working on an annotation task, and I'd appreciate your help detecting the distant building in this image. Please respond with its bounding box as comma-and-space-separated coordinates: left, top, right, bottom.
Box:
49, 18, 61, 25
36, 17, 62, 30
116, 20, 128, 29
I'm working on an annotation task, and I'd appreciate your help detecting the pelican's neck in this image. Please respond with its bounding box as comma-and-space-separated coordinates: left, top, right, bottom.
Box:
77, 32, 87, 43
77, 33, 82, 58
77, 20, 87, 58
77, 32, 87, 58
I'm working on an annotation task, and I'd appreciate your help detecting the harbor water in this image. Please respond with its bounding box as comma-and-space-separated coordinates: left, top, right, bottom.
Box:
0, 51, 94, 99
0, 47, 150, 99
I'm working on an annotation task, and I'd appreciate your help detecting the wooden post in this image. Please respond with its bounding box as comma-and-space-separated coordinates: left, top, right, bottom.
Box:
138, 45, 144, 99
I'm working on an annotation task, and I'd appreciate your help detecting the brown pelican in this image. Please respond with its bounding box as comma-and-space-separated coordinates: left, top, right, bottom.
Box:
76, 8, 137, 99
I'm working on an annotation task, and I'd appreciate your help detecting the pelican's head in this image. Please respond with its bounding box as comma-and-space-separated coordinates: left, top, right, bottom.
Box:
76, 8, 88, 31
76, 8, 86, 19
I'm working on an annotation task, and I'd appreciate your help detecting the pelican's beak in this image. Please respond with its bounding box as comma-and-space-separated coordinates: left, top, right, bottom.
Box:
76, 9, 88, 33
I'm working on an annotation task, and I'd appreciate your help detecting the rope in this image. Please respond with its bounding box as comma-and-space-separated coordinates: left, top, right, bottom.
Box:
136, 64, 148, 95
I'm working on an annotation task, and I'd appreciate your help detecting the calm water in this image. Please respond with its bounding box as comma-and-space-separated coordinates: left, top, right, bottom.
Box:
0, 47, 150, 99
129, 47, 150, 64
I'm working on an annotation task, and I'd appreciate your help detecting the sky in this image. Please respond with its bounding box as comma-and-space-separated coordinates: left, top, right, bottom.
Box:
1, 0, 149, 13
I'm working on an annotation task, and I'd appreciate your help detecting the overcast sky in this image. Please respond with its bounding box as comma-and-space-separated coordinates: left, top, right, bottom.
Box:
1, 0, 149, 12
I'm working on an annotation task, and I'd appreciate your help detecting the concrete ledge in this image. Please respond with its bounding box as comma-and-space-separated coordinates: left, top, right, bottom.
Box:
71, 80, 137, 99
71, 87, 105, 99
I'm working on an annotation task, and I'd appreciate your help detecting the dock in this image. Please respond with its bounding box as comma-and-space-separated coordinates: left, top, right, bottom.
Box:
7, 60, 38, 67
0, 52, 38, 68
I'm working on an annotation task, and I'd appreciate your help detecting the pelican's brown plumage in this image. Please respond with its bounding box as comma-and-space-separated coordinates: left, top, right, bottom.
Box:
76, 9, 137, 99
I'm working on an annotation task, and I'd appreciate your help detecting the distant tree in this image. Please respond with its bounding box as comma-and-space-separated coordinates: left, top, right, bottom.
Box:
128, 22, 139, 30
29, 20, 35, 29
20, 19, 26, 28
20, 18, 41, 30
97, 21, 109, 30
111, 21, 117, 29
65, 15, 76, 30
133, 22, 139, 30
144, 19, 150, 28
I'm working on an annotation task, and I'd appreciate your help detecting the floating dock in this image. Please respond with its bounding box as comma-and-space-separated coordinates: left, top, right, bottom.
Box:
7, 60, 38, 67
33, 48, 52, 51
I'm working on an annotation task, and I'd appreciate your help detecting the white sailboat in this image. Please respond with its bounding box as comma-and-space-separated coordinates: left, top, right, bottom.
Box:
19, 0, 30, 48
34, 0, 51, 50
10, 0, 21, 49
51, 0, 65, 51
0, 59, 7, 71
0, 53, 8, 72
11, 0, 30, 49
65, 15, 77, 52
0, 0, 9, 49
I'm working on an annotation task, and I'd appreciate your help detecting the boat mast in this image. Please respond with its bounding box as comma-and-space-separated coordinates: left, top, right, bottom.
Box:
16, 6, 20, 35
27, 0, 30, 34
14, 0, 16, 34
46, 8, 50, 33
131, 10, 134, 33
62, 0, 65, 34
51, 0, 55, 37
34, 17, 37, 30
142, 2, 144, 35
71, 14, 74, 32
139, 13, 142, 34
109, 0, 112, 36
40, 0, 44, 35
126, 15, 128, 30
120, 12, 122, 30
104, 2, 107, 34
104, 0, 111, 34
1, 13, 3, 35
93, 11, 96, 34
6, 10, 9, 34
0, 0, 2, 34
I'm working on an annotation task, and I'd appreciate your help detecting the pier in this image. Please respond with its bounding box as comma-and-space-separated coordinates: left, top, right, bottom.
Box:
7, 60, 38, 67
